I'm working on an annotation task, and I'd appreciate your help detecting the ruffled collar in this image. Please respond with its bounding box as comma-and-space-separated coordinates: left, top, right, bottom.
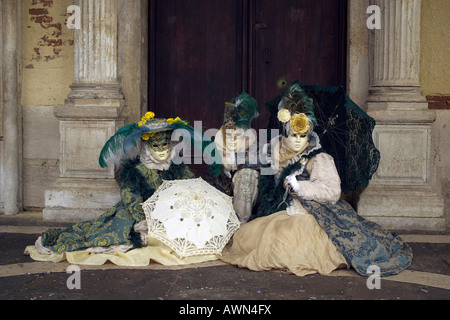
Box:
267, 131, 322, 175
282, 131, 322, 165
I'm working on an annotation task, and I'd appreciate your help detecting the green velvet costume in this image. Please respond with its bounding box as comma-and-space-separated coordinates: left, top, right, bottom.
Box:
40, 159, 194, 253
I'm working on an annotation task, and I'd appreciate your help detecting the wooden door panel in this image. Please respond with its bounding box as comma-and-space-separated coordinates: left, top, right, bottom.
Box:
149, 0, 347, 130
250, 0, 347, 129
150, 0, 244, 130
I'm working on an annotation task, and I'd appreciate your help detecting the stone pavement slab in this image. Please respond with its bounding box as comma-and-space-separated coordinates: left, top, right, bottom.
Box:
0, 225, 449, 302
0, 210, 449, 304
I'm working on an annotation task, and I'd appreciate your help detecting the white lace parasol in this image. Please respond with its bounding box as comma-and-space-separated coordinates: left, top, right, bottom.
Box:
142, 177, 240, 258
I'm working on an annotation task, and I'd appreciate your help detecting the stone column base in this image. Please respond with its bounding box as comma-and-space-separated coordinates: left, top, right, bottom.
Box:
359, 103, 446, 231
358, 185, 445, 231
43, 97, 128, 223
43, 178, 121, 223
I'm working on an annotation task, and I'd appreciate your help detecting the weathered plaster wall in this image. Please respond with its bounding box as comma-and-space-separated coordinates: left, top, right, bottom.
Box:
21, 0, 74, 106
421, 0, 450, 96
21, 0, 74, 208
0, 0, 4, 211
421, 0, 450, 225
19, 0, 148, 210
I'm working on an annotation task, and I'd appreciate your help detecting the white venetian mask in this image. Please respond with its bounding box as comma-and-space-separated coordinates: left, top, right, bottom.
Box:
282, 133, 309, 153
149, 146, 170, 162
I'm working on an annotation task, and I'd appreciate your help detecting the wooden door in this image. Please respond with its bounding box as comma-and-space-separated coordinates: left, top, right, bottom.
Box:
149, 0, 347, 130
249, 0, 347, 129
149, 0, 245, 131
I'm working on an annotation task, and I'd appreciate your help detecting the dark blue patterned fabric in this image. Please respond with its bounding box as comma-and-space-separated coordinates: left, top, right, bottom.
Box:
300, 198, 413, 277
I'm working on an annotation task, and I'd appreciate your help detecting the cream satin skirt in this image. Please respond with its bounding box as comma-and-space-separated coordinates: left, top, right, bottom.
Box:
25, 237, 218, 267
220, 211, 349, 276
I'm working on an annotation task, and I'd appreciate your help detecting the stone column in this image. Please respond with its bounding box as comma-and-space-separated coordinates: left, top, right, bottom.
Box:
68, 0, 123, 100
359, 0, 445, 230
44, 0, 126, 222
1, 0, 22, 215
368, 0, 423, 102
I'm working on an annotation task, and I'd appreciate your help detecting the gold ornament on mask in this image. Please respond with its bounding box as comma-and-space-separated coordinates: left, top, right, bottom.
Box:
148, 131, 171, 152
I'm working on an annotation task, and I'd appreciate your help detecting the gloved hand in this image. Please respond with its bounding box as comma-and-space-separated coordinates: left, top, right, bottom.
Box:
224, 168, 232, 179
284, 174, 303, 194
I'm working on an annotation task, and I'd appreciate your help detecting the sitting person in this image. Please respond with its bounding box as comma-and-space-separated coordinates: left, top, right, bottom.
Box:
26, 112, 219, 266
214, 93, 260, 224
220, 86, 413, 278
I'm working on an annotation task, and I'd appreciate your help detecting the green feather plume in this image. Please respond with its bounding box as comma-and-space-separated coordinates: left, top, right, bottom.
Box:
99, 118, 223, 176
98, 123, 140, 168
227, 92, 259, 130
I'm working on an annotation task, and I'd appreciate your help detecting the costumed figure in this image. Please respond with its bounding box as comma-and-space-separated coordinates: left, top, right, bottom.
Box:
220, 83, 413, 277
214, 93, 260, 224
25, 112, 222, 266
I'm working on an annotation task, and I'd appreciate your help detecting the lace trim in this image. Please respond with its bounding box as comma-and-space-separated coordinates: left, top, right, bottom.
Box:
286, 199, 309, 216
281, 131, 322, 167
263, 131, 322, 180
142, 177, 241, 258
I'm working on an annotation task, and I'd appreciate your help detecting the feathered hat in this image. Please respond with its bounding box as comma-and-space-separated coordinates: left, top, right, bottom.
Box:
223, 92, 259, 130
98, 111, 222, 176
276, 81, 317, 137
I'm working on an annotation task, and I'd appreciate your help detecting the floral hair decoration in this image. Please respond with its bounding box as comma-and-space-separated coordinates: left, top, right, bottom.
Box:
98, 111, 222, 176
276, 81, 317, 137
99, 111, 190, 167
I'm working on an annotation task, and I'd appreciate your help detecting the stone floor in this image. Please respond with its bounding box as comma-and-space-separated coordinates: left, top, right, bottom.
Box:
0, 212, 449, 305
